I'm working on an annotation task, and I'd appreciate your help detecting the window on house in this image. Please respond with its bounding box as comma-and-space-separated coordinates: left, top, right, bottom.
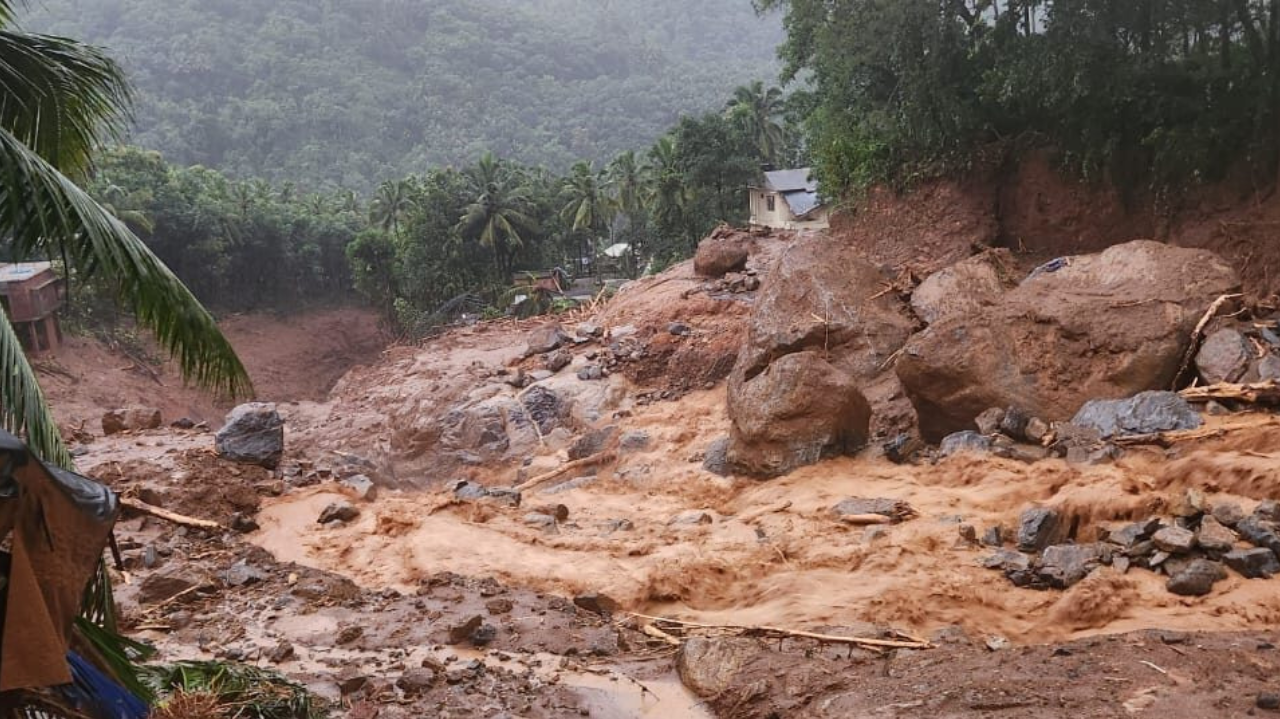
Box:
766, 195, 776, 212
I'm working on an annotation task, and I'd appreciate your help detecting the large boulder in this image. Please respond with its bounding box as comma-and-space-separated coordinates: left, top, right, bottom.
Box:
726, 352, 872, 477
726, 236, 915, 476
896, 241, 1240, 441
1071, 391, 1201, 438
102, 407, 163, 435
910, 249, 1017, 325
215, 403, 285, 468
693, 226, 752, 278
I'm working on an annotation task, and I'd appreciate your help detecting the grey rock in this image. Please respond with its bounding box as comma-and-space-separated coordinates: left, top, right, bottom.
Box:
317, 501, 360, 525
577, 364, 605, 381
676, 637, 762, 698
999, 407, 1032, 441
1017, 508, 1061, 552
702, 436, 731, 476
545, 351, 572, 373
576, 322, 603, 338
982, 549, 1031, 573
485, 487, 522, 507
1108, 518, 1161, 548
1212, 501, 1246, 527
1258, 354, 1280, 381
668, 322, 692, 336
1166, 559, 1226, 596
1238, 517, 1280, 554
1224, 548, 1280, 579
1204, 400, 1232, 416
396, 668, 437, 696
224, 560, 268, 588
619, 430, 651, 452
610, 324, 638, 340
452, 480, 488, 500
602, 518, 634, 533
102, 407, 163, 435
522, 512, 557, 528
1257, 693, 1280, 711
573, 592, 620, 615
939, 431, 993, 457
1024, 417, 1051, 443
981, 526, 1004, 547
830, 497, 907, 520
1153, 526, 1197, 554
974, 408, 1005, 436
1071, 391, 1202, 439
1256, 500, 1280, 523
215, 403, 285, 468
570, 426, 617, 460
446, 615, 483, 645
340, 474, 378, 501
544, 475, 599, 494
268, 641, 295, 664
230, 514, 259, 534
882, 434, 926, 465
519, 385, 567, 435
670, 509, 714, 527
1196, 328, 1251, 384
1196, 516, 1237, 554
528, 369, 554, 382
1036, 544, 1105, 589
525, 324, 567, 356
469, 624, 497, 646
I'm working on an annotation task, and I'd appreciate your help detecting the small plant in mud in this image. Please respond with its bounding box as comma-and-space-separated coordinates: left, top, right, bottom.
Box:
145, 662, 327, 719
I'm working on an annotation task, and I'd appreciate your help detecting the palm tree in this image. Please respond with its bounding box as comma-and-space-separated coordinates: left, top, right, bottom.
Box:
559, 161, 611, 235
608, 150, 644, 221
0, 1, 251, 704
457, 152, 537, 281
726, 80, 787, 166
369, 178, 415, 234
645, 136, 688, 231
99, 182, 156, 234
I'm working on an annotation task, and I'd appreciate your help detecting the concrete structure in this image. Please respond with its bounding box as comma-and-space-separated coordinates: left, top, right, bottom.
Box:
0, 263, 65, 353
749, 168, 830, 230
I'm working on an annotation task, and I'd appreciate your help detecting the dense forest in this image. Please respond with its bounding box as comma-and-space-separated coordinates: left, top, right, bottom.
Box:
758, 0, 1280, 196
22, 0, 782, 190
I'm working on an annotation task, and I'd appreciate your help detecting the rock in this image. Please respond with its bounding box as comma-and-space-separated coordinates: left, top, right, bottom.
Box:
1259, 354, 1280, 381
482, 487, 521, 507
694, 438, 729, 478
1224, 548, 1280, 579
1024, 417, 1050, 443
268, 641, 294, 664
1172, 488, 1209, 518
1036, 544, 1104, 589
693, 233, 751, 278
452, 480, 488, 500
525, 324, 568, 356
958, 524, 978, 544
983, 549, 1031, 573
485, 598, 514, 615
985, 636, 1011, 651
545, 351, 572, 373
1166, 559, 1227, 596
911, 249, 1016, 325
519, 385, 568, 435
1238, 518, 1280, 554
223, 560, 268, 588
610, 324, 638, 340
727, 234, 915, 473
668, 322, 692, 336
670, 510, 714, 527
576, 322, 603, 338
939, 431, 992, 457
999, 407, 1032, 441
676, 637, 762, 698
469, 624, 497, 646
882, 434, 925, 464
1152, 526, 1197, 554
138, 572, 200, 604
1071, 391, 1202, 439
577, 364, 604, 381
830, 498, 907, 521
336, 626, 364, 645
1258, 693, 1280, 711
619, 430, 651, 452
446, 615, 483, 645
974, 407, 1005, 435
1017, 508, 1061, 552
523, 512, 557, 529
1212, 501, 1246, 527
102, 407, 163, 435
603, 518, 634, 533
395, 668, 437, 696
230, 513, 260, 533
1108, 518, 1161, 548
573, 592, 620, 615
1196, 516, 1237, 554
528, 369, 553, 382
340, 474, 378, 502
569, 426, 616, 460
532, 504, 569, 522
1257, 500, 1280, 523
215, 403, 285, 468
1204, 400, 1232, 416
171, 417, 197, 430
897, 241, 1239, 441
317, 501, 360, 525
1196, 328, 1251, 384
982, 526, 1004, 547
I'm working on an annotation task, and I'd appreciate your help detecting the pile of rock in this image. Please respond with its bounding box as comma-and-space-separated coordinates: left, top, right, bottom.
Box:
710, 269, 761, 294
984, 498, 1280, 596
1195, 320, 1280, 385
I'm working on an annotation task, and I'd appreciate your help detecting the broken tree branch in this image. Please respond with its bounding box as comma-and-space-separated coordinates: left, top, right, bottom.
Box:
1180, 379, 1280, 405
629, 613, 932, 650
120, 497, 221, 530
514, 451, 616, 492
837, 513, 896, 526
736, 500, 792, 524
1172, 293, 1243, 389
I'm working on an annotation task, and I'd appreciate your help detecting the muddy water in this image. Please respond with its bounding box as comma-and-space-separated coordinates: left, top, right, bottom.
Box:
253, 408, 1280, 647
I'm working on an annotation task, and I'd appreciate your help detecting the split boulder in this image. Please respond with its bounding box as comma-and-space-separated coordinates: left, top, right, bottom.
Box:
215, 403, 285, 468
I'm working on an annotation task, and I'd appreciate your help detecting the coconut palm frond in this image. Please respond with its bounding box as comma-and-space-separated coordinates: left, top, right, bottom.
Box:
145, 661, 325, 719
0, 308, 72, 467
0, 127, 252, 399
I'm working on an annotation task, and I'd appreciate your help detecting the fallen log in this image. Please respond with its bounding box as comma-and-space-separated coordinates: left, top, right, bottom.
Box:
514, 451, 616, 492
630, 612, 932, 650
120, 497, 221, 530
1171, 293, 1243, 389
837, 513, 896, 526
1180, 380, 1280, 405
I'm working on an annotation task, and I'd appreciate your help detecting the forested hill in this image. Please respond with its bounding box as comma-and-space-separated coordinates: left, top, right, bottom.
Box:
22, 0, 782, 189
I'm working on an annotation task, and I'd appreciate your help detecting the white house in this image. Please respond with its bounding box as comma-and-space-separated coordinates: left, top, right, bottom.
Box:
748, 168, 830, 230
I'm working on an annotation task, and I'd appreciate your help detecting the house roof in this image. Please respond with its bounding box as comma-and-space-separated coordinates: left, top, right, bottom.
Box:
782, 189, 823, 218
762, 168, 818, 193
0, 262, 53, 285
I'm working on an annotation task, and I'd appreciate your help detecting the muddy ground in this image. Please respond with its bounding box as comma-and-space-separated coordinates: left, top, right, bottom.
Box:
48, 294, 1280, 718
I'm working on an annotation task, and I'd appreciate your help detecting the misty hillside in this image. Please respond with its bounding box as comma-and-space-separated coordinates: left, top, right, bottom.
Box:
22, 0, 782, 189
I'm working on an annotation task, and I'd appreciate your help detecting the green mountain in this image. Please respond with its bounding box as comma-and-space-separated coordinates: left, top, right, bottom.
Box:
22, 0, 782, 189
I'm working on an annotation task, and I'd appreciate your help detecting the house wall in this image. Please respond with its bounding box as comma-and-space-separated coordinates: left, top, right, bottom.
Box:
749, 189, 830, 230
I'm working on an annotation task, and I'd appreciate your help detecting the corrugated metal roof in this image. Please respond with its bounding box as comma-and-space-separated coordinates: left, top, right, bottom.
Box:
782, 190, 823, 218
763, 168, 818, 193
0, 262, 53, 285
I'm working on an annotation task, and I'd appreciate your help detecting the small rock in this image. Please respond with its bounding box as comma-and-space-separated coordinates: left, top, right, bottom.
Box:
1212, 501, 1247, 527
958, 524, 978, 544
830, 497, 907, 521
610, 324, 638, 340
1108, 518, 1162, 548
1204, 400, 1232, 416
484, 487, 522, 507
619, 430, 651, 452
1017, 508, 1061, 552
171, 417, 197, 430
939, 431, 993, 457
523, 512, 557, 529
102, 407, 163, 435
1172, 488, 1208, 518
1238, 517, 1280, 553
668, 322, 691, 336
340, 474, 378, 502
1258, 693, 1280, 711
882, 433, 925, 464
224, 560, 268, 588
1024, 417, 1051, 443
485, 598, 514, 615
545, 351, 572, 373
525, 324, 567, 356
1196, 516, 1237, 554
983, 549, 1031, 573
577, 364, 605, 381
985, 636, 1011, 651
573, 592, 620, 615
981, 526, 1004, 547
532, 504, 570, 522
215, 403, 285, 468
1224, 548, 1280, 579
229, 512, 260, 533
317, 501, 360, 525
1072, 391, 1202, 438
670, 510, 714, 527
603, 518, 634, 533
702, 436, 731, 476
1166, 559, 1227, 596
469, 624, 497, 646
974, 408, 1005, 435
452, 480, 488, 500
1036, 544, 1104, 589
676, 637, 761, 698
1153, 526, 1197, 554
447, 615, 483, 645
138, 573, 200, 605
999, 407, 1031, 440
267, 641, 294, 664
396, 668, 437, 696
336, 626, 364, 645
576, 322, 603, 338
528, 369, 554, 382
1257, 500, 1280, 523
337, 671, 368, 695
